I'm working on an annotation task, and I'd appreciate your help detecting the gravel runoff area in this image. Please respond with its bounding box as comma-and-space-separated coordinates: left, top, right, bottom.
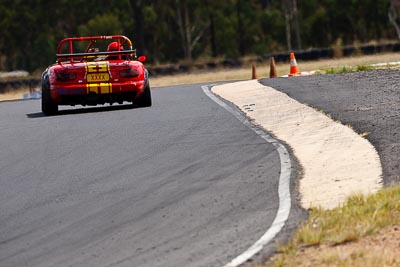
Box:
213, 80, 382, 209
262, 69, 400, 187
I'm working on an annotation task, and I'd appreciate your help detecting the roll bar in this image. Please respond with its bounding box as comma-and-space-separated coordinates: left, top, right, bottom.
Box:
55, 35, 135, 62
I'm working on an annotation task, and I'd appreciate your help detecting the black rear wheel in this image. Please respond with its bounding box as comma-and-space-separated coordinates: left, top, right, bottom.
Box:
41, 74, 58, 115
137, 82, 152, 107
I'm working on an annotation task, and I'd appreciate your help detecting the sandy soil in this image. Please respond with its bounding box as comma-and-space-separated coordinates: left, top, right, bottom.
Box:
270, 225, 400, 267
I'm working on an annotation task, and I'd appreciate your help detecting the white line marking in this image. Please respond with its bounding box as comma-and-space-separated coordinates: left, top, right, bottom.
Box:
201, 85, 292, 267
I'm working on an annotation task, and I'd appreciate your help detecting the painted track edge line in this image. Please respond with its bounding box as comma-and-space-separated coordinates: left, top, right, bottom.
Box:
201, 84, 292, 267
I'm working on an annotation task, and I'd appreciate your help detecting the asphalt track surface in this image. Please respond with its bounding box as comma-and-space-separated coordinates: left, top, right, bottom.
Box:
0, 83, 305, 267
262, 69, 400, 186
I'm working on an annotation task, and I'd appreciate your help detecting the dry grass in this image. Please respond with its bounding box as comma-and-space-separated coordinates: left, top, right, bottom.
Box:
267, 186, 400, 267
0, 88, 31, 101
268, 225, 400, 267
150, 52, 400, 87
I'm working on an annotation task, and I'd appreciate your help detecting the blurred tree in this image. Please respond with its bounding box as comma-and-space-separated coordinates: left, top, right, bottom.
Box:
237, 0, 245, 55
142, 1, 176, 63
389, 0, 400, 38
260, 4, 286, 52
282, 0, 301, 51
292, 0, 301, 50
78, 13, 123, 36
129, 0, 146, 56
298, 1, 330, 47
175, 0, 208, 62
202, 0, 227, 57
0, 0, 398, 72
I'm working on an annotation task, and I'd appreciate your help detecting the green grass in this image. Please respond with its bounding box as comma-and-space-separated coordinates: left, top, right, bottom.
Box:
356, 64, 376, 71
319, 64, 377, 75
269, 185, 400, 267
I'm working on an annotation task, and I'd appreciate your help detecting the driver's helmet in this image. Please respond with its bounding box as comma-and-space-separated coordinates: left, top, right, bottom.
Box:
107, 42, 123, 51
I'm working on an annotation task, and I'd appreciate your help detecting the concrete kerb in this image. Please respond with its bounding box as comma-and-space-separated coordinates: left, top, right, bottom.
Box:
202, 85, 292, 267
212, 79, 383, 210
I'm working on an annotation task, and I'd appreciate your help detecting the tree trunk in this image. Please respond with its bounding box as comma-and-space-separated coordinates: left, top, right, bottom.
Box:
282, 0, 292, 51
285, 13, 292, 51
184, 2, 192, 62
175, 0, 205, 62
176, 0, 189, 61
204, 1, 217, 58
292, 0, 301, 50
130, 0, 145, 55
210, 13, 217, 57
389, 0, 400, 39
282, 0, 301, 51
237, 0, 245, 56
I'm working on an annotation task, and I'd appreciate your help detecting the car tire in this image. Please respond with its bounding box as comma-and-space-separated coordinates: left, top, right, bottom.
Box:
41, 75, 58, 115
137, 82, 152, 107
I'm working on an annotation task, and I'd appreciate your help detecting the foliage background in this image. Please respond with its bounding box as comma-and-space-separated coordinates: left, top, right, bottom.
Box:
0, 0, 396, 72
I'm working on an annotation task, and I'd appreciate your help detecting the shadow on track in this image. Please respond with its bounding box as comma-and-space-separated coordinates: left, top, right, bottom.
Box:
26, 104, 145, 119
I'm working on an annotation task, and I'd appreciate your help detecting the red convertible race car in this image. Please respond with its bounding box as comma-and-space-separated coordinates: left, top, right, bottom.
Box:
41, 35, 151, 115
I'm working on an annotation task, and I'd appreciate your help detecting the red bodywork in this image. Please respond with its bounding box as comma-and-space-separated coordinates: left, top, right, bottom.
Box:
42, 35, 149, 108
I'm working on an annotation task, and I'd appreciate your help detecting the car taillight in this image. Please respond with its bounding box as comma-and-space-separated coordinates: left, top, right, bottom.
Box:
56, 72, 77, 81
119, 68, 139, 78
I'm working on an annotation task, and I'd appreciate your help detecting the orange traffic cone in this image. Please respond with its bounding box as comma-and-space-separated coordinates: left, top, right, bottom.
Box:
288, 52, 301, 77
269, 57, 277, 78
251, 63, 257, 79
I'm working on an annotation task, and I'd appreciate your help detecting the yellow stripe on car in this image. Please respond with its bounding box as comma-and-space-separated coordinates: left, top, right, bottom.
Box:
86, 83, 112, 94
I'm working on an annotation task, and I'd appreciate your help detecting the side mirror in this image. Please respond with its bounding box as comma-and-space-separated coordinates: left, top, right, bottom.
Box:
138, 55, 146, 63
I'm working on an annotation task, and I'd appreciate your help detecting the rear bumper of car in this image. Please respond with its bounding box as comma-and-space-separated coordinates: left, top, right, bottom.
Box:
51, 80, 145, 105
